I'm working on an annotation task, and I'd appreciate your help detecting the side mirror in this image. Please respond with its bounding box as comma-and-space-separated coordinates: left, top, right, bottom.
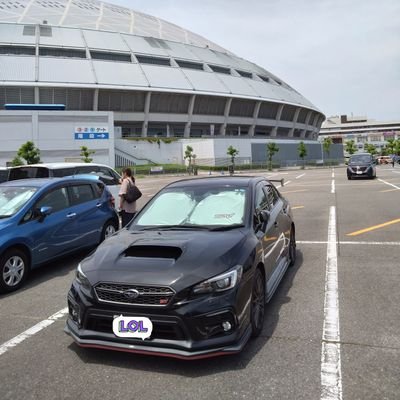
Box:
38, 206, 53, 221
260, 210, 270, 224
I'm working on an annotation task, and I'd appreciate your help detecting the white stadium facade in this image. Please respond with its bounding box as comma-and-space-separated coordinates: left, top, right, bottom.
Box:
0, 0, 336, 167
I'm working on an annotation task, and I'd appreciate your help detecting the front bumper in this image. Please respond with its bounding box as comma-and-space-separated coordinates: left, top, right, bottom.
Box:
65, 320, 251, 360
347, 167, 373, 178
65, 282, 252, 359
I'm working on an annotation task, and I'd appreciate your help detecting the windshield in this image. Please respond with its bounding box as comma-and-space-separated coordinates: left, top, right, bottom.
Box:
0, 186, 37, 218
133, 186, 247, 230
349, 154, 373, 164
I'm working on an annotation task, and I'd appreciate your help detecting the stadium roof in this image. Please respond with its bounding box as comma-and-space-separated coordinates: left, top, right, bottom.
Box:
0, 0, 228, 53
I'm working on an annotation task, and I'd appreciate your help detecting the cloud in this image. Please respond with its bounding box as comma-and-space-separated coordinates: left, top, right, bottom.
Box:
112, 0, 400, 120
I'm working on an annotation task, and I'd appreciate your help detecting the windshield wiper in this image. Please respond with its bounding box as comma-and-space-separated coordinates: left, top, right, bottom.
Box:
209, 224, 245, 231
138, 224, 211, 231
0, 215, 11, 219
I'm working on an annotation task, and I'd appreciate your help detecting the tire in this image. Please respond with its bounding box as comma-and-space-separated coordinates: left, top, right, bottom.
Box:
0, 248, 29, 293
347, 175, 352, 180
250, 268, 265, 338
288, 227, 296, 267
100, 220, 118, 242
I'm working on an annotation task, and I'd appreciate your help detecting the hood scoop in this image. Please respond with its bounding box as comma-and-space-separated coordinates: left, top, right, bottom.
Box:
124, 245, 182, 260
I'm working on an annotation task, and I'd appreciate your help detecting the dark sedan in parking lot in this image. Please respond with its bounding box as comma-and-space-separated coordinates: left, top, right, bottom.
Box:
66, 176, 296, 359
347, 153, 376, 180
0, 176, 119, 293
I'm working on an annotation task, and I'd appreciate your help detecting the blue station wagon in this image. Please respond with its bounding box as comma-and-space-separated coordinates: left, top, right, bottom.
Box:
0, 176, 119, 293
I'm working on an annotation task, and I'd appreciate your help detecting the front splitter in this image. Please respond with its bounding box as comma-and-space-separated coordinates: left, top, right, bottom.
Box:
64, 323, 252, 360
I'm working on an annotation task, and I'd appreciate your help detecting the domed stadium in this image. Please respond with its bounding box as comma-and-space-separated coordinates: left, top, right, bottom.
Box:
0, 0, 328, 167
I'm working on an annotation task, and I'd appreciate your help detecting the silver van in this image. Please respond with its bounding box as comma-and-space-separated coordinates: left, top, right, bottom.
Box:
7, 163, 121, 199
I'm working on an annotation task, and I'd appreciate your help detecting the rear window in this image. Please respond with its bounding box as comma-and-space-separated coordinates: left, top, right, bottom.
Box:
8, 167, 49, 180
52, 168, 75, 177
0, 169, 8, 183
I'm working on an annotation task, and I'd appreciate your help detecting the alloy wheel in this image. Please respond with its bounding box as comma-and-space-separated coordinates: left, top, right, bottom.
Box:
3, 255, 25, 287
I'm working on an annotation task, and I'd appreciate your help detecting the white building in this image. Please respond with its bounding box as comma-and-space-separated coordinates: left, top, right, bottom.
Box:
320, 115, 400, 153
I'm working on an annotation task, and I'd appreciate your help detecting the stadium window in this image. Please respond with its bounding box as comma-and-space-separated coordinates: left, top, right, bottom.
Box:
236, 70, 252, 78
90, 51, 131, 63
23, 25, 36, 36
39, 47, 86, 59
259, 75, 270, 83
136, 55, 171, 66
209, 65, 231, 75
175, 60, 204, 70
0, 46, 35, 56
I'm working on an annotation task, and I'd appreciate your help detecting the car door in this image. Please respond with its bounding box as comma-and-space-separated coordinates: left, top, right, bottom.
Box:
22, 184, 77, 265
253, 182, 281, 282
265, 184, 292, 265
66, 182, 106, 246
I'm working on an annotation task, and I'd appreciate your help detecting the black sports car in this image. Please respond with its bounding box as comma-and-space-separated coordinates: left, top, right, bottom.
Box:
65, 176, 296, 359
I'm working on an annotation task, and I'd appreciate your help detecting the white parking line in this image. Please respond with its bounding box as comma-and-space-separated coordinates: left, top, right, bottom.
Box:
298, 240, 400, 246
295, 173, 305, 179
378, 178, 400, 190
0, 308, 68, 356
331, 180, 335, 194
321, 206, 342, 400
332, 170, 335, 179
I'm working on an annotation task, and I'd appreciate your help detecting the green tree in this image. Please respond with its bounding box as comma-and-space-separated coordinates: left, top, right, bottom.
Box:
266, 142, 279, 171
227, 145, 239, 165
323, 137, 333, 158
385, 138, 397, 155
80, 146, 95, 163
184, 145, 195, 175
298, 141, 307, 169
10, 155, 24, 166
344, 140, 357, 156
17, 141, 40, 164
364, 143, 377, 156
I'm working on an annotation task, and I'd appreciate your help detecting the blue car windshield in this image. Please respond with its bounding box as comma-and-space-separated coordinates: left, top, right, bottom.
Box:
133, 186, 247, 229
0, 186, 37, 218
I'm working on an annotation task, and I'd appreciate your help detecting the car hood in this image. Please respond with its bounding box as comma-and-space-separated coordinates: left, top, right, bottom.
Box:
83, 228, 248, 292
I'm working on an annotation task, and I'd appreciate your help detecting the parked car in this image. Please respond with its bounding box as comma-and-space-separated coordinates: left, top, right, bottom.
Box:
7, 163, 122, 200
65, 176, 296, 359
347, 153, 376, 179
0, 176, 119, 293
0, 167, 8, 183
377, 156, 392, 165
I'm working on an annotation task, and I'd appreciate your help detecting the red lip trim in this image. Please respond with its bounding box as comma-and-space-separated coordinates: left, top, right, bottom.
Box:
76, 342, 238, 360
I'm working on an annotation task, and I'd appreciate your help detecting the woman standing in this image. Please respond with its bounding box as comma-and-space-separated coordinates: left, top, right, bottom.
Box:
119, 167, 137, 227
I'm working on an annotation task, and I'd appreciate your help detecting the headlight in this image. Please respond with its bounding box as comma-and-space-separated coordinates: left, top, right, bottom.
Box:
192, 265, 243, 295
76, 263, 90, 289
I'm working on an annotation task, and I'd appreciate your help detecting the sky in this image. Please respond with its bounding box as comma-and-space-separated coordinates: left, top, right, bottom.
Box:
111, 0, 400, 121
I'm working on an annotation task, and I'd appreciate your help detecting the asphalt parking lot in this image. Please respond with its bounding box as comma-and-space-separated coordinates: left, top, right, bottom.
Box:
1, 165, 399, 400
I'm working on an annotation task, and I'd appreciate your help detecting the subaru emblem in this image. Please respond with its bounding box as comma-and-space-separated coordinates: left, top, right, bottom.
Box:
123, 289, 140, 299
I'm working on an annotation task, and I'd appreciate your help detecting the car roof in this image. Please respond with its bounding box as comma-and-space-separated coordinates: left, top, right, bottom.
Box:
0, 175, 101, 188
165, 176, 267, 188
8, 162, 115, 170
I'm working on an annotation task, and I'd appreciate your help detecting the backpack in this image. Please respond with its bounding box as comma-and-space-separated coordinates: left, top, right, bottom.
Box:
124, 179, 142, 203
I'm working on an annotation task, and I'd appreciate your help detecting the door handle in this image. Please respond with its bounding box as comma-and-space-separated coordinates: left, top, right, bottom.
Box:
96, 203, 102, 208
66, 213, 76, 219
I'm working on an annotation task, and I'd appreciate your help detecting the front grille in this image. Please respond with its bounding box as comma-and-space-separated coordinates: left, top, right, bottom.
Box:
350, 166, 368, 173
94, 282, 175, 307
86, 315, 186, 341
